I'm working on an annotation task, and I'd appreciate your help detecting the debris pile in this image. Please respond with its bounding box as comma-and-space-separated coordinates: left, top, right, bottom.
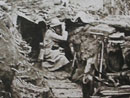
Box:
99, 71, 130, 97
0, 2, 49, 97
7, 0, 100, 26
9, 0, 75, 24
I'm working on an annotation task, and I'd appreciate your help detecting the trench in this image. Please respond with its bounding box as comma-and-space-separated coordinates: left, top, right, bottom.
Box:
16, 16, 130, 97
16, 17, 83, 97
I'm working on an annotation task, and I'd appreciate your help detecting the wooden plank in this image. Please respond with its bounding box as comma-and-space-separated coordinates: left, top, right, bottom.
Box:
100, 87, 130, 96
52, 88, 83, 98
107, 71, 130, 77
47, 79, 71, 83
89, 24, 115, 35
47, 80, 79, 89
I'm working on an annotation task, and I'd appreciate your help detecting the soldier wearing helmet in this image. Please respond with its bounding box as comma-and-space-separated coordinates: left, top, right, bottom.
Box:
41, 18, 69, 71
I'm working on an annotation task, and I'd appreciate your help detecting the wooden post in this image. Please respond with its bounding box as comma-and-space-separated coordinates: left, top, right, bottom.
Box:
99, 41, 104, 79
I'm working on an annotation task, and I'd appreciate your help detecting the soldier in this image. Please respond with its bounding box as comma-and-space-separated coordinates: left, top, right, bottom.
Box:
39, 18, 69, 71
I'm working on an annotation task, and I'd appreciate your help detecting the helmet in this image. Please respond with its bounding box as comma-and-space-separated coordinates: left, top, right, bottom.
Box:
50, 18, 62, 27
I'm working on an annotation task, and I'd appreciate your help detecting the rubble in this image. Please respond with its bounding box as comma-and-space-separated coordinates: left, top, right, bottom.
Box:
0, 3, 50, 98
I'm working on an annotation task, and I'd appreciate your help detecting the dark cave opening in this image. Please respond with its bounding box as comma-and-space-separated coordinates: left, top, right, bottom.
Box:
17, 16, 46, 59
114, 26, 130, 36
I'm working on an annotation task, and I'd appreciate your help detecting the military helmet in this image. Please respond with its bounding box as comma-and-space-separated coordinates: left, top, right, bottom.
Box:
50, 18, 62, 27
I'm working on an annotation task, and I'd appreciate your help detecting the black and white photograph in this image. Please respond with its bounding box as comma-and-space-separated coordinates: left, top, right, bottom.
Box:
0, 0, 130, 98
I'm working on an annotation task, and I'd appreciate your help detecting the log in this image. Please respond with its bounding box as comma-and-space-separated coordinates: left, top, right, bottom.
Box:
106, 70, 130, 77
101, 88, 130, 96
88, 24, 115, 36
100, 85, 130, 96
99, 15, 130, 31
